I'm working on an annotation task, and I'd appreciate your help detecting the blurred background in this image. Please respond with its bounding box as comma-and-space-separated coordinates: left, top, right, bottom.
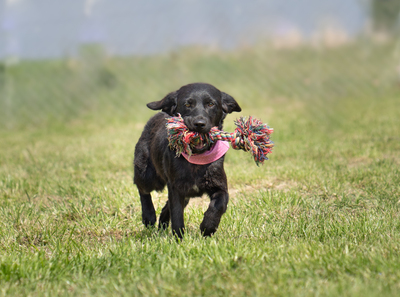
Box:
0, 0, 399, 130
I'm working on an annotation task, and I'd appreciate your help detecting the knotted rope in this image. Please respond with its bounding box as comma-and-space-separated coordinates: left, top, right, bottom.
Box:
166, 114, 274, 165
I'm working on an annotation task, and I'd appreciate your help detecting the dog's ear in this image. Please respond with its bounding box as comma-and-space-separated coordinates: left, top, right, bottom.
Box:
221, 92, 241, 114
147, 91, 177, 116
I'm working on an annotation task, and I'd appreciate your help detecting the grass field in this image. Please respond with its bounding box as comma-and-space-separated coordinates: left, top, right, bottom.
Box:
1, 41, 400, 296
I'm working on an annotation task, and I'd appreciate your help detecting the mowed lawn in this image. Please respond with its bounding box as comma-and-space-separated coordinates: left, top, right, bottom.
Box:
0, 43, 400, 296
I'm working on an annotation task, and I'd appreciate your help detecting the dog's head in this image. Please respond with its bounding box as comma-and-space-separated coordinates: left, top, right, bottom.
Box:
147, 83, 241, 153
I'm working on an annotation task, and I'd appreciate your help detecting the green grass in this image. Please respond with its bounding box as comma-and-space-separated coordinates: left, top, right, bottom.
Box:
1, 41, 400, 296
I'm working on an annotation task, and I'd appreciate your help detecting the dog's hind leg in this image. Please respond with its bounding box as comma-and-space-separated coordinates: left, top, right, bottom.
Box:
134, 159, 165, 228
139, 191, 156, 227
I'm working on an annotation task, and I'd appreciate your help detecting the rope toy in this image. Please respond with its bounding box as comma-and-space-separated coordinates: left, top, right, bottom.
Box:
166, 114, 274, 165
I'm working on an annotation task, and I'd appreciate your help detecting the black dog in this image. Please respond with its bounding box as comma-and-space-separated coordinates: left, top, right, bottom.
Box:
133, 83, 241, 238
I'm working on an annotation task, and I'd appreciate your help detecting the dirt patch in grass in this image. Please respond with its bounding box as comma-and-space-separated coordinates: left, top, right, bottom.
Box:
17, 234, 48, 247
347, 156, 372, 168
185, 177, 298, 209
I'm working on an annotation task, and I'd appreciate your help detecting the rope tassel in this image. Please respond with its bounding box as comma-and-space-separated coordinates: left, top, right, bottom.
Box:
166, 114, 274, 165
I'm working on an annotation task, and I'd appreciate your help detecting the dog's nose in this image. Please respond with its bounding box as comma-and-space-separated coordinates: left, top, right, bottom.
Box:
194, 119, 206, 129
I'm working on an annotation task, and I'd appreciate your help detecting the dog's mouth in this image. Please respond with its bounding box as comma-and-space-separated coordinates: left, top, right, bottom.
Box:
190, 136, 211, 154
182, 117, 213, 154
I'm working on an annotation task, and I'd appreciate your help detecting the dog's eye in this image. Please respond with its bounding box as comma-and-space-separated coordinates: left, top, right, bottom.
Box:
207, 102, 214, 107
184, 103, 191, 108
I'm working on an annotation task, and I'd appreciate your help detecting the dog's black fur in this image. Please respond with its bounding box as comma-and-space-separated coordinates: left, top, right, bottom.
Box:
133, 83, 241, 238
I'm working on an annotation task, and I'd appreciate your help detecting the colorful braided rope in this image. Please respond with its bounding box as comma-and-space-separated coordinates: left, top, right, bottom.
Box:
166, 114, 274, 165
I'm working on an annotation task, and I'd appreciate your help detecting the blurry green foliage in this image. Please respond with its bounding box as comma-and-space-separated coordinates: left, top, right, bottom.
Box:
371, 0, 400, 32
0, 40, 398, 130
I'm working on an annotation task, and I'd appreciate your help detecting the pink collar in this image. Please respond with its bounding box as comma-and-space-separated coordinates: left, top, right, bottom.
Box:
182, 141, 230, 165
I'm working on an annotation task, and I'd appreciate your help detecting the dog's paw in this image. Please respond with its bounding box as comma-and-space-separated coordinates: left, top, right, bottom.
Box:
158, 221, 169, 230
142, 215, 156, 227
200, 222, 217, 237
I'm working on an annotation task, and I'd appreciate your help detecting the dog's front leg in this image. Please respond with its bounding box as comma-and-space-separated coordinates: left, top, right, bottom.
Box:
200, 190, 229, 236
167, 183, 186, 239
159, 198, 190, 230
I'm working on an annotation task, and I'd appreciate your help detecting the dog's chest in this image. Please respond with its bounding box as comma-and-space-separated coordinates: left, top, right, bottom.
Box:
179, 163, 223, 197
183, 171, 207, 196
